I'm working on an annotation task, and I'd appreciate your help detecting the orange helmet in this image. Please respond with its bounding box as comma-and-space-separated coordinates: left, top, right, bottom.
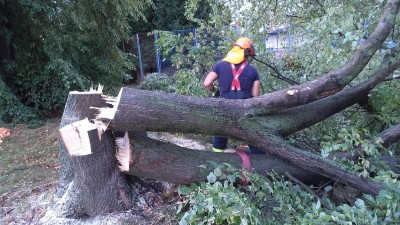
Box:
233, 37, 255, 57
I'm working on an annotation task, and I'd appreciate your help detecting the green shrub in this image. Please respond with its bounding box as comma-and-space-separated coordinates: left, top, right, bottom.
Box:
139, 73, 176, 93
0, 77, 38, 124
177, 162, 400, 225
174, 69, 209, 97
177, 163, 268, 225
369, 81, 400, 126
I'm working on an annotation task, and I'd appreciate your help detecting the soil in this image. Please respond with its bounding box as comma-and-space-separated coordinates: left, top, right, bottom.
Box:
0, 120, 210, 225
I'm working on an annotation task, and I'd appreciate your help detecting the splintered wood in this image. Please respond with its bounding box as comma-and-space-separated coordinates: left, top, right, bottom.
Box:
59, 118, 98, 156
95, 88, 122, 121
115, 132, 131, 172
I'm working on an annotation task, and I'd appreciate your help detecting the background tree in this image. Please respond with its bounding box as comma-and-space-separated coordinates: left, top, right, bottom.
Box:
130, 0, 211, 32
0, 0, 151, 123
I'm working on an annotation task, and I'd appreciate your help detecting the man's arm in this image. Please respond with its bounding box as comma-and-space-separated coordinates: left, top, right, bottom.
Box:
203, 71, 218, 92
252, 80, 260, 97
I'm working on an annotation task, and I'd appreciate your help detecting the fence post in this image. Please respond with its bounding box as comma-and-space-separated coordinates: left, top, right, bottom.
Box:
136, 33, 144, 81
288, 23, 292, 51
154, 33, 161, 75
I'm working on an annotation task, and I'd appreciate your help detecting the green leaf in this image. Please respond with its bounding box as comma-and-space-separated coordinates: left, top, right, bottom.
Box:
178, 186, 192, 195
314, 199, 321, 210
214, 167, 223, 177
355, 199, 365, 208
207, 172, 217, 183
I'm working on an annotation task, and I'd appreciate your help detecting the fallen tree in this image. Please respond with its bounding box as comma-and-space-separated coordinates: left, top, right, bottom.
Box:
116, 132, 326, 184
54, 0, 400, 218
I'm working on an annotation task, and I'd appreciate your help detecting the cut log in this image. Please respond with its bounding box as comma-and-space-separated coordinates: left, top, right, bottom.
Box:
116, 134, 327, 185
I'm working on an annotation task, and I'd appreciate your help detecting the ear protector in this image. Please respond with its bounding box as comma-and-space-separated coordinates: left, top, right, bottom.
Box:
244, 48, 252, 57
234, 37, 255, 57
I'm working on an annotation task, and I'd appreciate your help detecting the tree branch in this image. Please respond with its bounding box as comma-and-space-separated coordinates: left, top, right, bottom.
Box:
285, 172, 331, 210
237, 130, 383, 196
380, 123, 400, 147
276, 59, 400, 135
314, 0, 326, 14
332, 123, 400, 162
96, 87, 383, 195
243, 0, 400, 116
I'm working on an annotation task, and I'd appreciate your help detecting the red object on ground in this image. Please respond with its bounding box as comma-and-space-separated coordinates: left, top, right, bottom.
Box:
235, 150, 253, 186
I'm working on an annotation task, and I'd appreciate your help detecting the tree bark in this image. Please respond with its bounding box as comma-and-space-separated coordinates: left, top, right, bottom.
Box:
56, 91, 130, 217
97, 87, 382, 196
122, 135, 327, 185
57, 91, 109, 197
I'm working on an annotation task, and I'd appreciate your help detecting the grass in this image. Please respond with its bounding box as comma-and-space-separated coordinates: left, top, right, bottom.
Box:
0, 119, 60, 223
0, 119, 181, 224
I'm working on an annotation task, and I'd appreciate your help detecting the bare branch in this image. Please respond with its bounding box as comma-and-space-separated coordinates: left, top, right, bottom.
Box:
315, 0, 326, 14
285, 172, 331, 210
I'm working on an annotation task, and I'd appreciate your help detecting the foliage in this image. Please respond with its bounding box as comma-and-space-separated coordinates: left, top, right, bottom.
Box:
174, 69, 209, 97
369, 80, 400, 126
138, 71, 209, 97
177, 163, 269, 224
130, 0, 211, 32
139, 73, 176, 93
0, 75, 38, 124
155, 24, 234, 77
155, 0, 236, 97
0, 0, 151, 123
320, 127, 388, 177
178, 163, 400, 225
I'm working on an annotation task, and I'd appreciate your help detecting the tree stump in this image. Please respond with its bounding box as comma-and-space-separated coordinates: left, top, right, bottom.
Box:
56, 90, 130, 217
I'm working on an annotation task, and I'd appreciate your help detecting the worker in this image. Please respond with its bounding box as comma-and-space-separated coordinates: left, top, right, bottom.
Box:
203, 37, 264, 154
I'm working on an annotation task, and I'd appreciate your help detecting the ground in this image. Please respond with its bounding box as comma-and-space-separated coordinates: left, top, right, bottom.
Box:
0, 119, 210, 225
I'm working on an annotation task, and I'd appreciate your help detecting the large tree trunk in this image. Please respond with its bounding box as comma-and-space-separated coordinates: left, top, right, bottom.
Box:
121, 134, 327, 185
55, 91, 130, 217
96, 88, 383, 196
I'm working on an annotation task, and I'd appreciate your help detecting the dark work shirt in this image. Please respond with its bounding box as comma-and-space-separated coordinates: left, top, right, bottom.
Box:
211, 61, 259, 99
